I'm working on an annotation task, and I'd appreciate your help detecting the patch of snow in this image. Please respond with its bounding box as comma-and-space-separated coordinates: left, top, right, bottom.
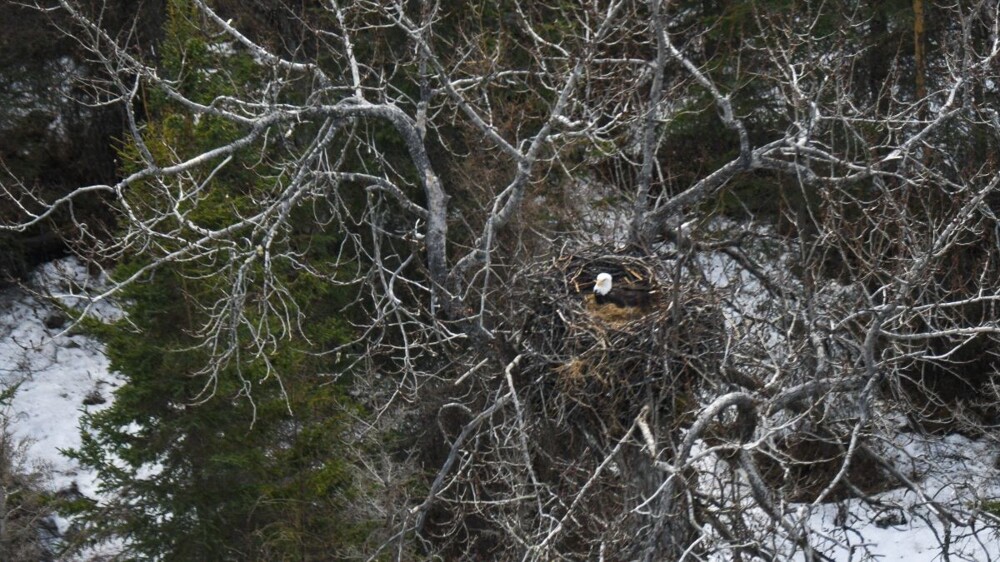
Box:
0, 56, 87, 136
206, 41, 237, 57
0, 256, 124, 558
692, 430, 1000, 561
791, 433, 1000, 561
679, 220, 1000, 561
33, 258, 123, 322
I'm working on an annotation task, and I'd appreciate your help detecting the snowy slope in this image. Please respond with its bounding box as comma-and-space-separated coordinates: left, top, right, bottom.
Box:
800, 433, 1000, 561
690, 223, 1000, 561
0, 257, 124, 558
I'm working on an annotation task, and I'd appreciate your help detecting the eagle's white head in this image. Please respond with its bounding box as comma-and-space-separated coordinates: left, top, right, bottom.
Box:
594, 273, 613, 296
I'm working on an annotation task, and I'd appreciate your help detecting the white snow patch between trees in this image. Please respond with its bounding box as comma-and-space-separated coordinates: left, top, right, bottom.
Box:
0, 257, 124, 558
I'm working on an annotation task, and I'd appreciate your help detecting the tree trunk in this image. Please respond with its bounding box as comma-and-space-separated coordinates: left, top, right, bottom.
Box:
913, 0, 927, 105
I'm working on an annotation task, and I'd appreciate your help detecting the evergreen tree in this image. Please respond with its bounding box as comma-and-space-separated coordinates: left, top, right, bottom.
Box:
63, 2, 369, 559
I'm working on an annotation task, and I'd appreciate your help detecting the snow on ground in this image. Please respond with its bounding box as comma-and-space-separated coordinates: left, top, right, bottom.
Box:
690, 425, 1000, 561
686, 222, 1000, 561
1, 258, 122, 492
794, 432, 1000, 561
0, 257, 124, 557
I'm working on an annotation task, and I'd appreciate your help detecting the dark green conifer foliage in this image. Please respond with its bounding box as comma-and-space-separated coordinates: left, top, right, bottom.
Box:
63, 1, 366, 559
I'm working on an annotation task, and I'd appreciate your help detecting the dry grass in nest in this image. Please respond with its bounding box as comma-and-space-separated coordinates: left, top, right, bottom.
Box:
554, 357, 599, 391
582, 293, 662, 327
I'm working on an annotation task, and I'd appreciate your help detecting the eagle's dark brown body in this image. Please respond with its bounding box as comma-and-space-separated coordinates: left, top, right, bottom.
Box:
594, 287, 653, 308
593, 272, 655, 308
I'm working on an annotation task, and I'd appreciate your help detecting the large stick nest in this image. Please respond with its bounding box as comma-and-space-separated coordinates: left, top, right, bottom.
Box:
419, 248, 734, 558
509, 246, 727, 432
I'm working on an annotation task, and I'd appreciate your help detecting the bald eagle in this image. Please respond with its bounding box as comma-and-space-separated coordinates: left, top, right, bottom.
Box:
593, 272, 654, 308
